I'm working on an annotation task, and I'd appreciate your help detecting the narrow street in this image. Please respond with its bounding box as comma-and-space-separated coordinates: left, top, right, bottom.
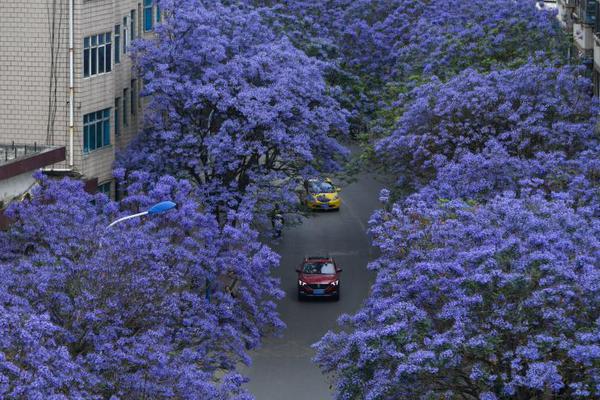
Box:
242, 171, 387, 399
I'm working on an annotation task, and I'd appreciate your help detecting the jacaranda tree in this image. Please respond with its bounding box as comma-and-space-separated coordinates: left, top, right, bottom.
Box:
0, 173, 283, 399
248, 0, 564, 136
415, 141, 600, 216
376, 63, 598, 190
119, 0, 349, 218
314, 193, 600, 399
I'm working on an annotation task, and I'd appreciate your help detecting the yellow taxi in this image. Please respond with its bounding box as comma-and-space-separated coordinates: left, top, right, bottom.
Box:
303, 178, 341, 210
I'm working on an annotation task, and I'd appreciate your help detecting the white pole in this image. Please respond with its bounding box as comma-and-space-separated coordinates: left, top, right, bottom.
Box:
107, 211, 149, 228
68, 0, 74, 167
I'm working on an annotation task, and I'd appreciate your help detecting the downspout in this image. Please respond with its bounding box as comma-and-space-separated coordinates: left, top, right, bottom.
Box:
68, 0, 74, 167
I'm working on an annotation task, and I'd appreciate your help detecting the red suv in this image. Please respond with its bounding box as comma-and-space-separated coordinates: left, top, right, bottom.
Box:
296, 256, 342, 301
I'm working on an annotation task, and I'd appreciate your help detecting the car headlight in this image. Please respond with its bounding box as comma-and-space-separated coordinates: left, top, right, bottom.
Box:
298, 280, 306, 286
330, 280, 339, 286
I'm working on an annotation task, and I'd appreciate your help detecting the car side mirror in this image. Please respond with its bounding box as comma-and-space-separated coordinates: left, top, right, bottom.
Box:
337, 268, 343, 272
295, 268, 301, 273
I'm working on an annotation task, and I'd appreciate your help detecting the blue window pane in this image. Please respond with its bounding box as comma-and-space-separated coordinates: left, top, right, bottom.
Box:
89, 124, 96, 151
83, 125, 89, 152
115, 38, 120, 64
91, 35, 97, 46
83, 114, 89, 124
106, 32, 111, 43
96, 121, 103, 148
98, 46, 105, 73
91, 47, 97, 75
104, 109, 110, 118
144, 3, 153, 31
96, 111, 102, 120
156, 5, 161, 22
106, 43, 112, 72
83, 48, 90, 77
103, 118, 110, 145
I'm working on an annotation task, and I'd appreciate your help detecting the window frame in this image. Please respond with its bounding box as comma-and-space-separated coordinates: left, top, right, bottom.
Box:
83, 108, 111, 153
83, 32, 112, 79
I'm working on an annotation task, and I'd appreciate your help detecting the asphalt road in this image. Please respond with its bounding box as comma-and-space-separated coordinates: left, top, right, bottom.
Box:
242, 171, 387, 399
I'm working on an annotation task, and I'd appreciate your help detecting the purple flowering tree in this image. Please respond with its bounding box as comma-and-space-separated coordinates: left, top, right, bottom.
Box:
119, 0, 349, 217
314, 193, 600, 399
0, 174, 283, 398
413, 142, 600, 217
249, 0, 564, 136
376, 64, 598, 189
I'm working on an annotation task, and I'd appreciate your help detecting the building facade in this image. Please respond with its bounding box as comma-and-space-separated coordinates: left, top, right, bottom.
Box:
0, 0, 160, 198
557, 0, 600, 94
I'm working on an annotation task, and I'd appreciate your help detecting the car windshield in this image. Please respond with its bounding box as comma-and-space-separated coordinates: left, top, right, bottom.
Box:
302, 262, 336, 274
309, 181, 335, 193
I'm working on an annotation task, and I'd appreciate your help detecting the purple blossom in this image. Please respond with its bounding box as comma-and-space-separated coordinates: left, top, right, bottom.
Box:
0, 174, 283, 398
314, 194, 600, 398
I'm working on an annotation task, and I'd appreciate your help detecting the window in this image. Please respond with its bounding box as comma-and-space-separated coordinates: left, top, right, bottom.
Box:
83, 37, 90, 77
156, 2, 161, 22
131, 79, 137, 115
83, 33, 112, 78
144, 0, 153, 31
130, 10, 136, 41
115, 97, 121, 136
114, 25, 121, 64
97, 181, 112, 197
123, 17, 129, 54
123, 89, 128, 126
83, 109, 111, 153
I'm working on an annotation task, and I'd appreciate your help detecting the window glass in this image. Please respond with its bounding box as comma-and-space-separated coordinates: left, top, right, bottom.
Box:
83, 32, 113, 77
123, 17, 128, 53
83, 46, 90, 77
98, 44, 105, 74
97, 182, 112, 197
106, 41, 112, 72
83, 125, 89, 153
83, 108, 111, 153
144, 0, 154, 31
114, 25, 121, 64
89, 123, 96, 151
91, 46, 97, 75
302, 262, 336, 274
131, 10, 136, 41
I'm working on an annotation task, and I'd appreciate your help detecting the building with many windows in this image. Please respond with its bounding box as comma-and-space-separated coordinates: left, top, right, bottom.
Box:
0, 0, 160, 199
556, 0, 600, 94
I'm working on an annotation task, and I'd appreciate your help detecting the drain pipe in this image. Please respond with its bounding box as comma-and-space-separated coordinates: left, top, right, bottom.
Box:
68, 0, 74, 167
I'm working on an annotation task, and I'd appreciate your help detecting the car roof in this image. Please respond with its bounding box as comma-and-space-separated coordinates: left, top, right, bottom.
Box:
304, 256, 334, 262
